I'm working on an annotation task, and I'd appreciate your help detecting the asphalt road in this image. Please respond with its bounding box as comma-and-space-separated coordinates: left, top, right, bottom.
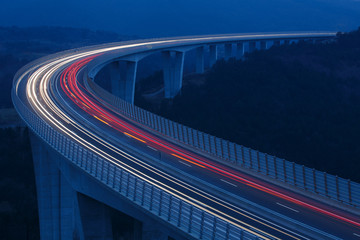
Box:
13, 33, 360, 239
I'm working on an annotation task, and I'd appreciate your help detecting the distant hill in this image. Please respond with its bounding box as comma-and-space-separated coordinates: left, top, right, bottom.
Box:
0, 26, 135, 58
0, 26, 136, 108
0, 26, 126, 42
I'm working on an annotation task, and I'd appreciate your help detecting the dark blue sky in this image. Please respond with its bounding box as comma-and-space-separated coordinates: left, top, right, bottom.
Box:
1, 0, 360, 37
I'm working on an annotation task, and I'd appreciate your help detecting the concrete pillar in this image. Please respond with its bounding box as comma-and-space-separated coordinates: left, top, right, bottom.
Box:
196, 46, 205, 74
110, 61, 121, 99
260, 41, 267, 50
236, 42, 244, 59
162, 50, 185, 99
266, 41, 274, 49
284, 39, 290, 45
78, 194, 113, 240
142, 221, 169, 240
224, 43, 232, 60
133, 220, 142, 240
30, 133, 84, 240
249, 41, 257, 53
110, 60, 138, 104
209, 44, 218, 67
273, 40, 281, 47
30, 133, 189, 240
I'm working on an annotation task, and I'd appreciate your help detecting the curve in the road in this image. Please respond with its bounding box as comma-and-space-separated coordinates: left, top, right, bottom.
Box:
13, 33, 360, 240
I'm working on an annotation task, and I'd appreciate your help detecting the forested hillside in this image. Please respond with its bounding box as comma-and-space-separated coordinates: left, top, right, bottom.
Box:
136, 28, 360, 181
0, 26, 132, 108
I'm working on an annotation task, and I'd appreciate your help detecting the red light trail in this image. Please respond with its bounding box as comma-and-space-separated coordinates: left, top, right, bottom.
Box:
60, 55, 360, 229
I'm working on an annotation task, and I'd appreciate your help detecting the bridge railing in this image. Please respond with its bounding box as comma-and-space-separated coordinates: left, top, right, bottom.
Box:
12, 85, 264, 240
86, 76, 360, 209
11, 34, 340, 240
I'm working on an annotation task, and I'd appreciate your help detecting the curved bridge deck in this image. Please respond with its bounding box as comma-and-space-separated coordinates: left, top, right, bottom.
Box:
12, 32, 360, 240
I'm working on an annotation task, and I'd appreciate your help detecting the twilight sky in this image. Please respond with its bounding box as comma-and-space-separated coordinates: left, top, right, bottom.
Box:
1, 0, 360, 37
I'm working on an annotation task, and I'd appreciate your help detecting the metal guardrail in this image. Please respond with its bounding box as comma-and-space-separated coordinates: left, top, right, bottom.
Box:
86, 71, 360, 209
12, 81, 264, 240
12, 34, 349, 240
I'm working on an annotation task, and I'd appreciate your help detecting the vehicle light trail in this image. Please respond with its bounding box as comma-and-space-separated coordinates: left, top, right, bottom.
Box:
124, 132, 147, 143
60, 55, 360, 230
15, 32, 360, 240
171, 154, 206, 168
54, 48, 308, 240
24, 44, 287, 240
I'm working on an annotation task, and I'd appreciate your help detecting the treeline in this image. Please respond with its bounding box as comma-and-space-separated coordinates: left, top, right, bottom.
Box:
0, 26, 133, 108
135, 27, 360, 182
0, 26, 134, 54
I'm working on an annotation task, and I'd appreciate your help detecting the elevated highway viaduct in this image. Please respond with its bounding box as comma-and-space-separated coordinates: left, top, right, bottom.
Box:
12, 32, 360, 240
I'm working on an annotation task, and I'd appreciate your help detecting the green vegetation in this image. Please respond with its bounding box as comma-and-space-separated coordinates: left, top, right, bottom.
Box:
136, 28, 360, 182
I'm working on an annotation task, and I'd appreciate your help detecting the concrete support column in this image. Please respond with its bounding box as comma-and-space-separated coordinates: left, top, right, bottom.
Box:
30, 133, 84, 240
249, 41, 257, 53
236, 42, 244, 59
162, 50, 185, 99
142, 221, 169, 240
110, 60, 138, 104
30, 133, 190, 240
284, 39, 290, 45
273, 40, 281, 47
133, 220, 142, 240
196, 46, 205, 74
224, 43, 232, 60
110, 61, 120, 98
78, 194, 113, 240
260, 41, 267, 50
209, 44, 218, 67
266, 41, 274, 49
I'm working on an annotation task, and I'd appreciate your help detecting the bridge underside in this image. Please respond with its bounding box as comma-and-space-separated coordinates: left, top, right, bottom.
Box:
96, 37, 328, 105
15, 34, 342, 240
107, 43, 245, 103
30, 132, 187, 240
